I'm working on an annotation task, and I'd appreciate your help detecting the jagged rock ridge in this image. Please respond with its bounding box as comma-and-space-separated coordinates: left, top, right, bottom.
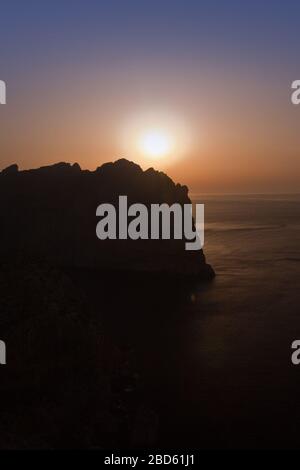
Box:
0, 159, 214, 279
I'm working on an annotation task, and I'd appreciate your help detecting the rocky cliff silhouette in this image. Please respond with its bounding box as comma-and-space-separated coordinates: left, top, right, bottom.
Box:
0, 159, 214, 279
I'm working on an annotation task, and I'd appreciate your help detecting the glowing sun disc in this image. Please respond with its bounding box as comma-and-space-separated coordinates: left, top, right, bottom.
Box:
139, 130, 172, 158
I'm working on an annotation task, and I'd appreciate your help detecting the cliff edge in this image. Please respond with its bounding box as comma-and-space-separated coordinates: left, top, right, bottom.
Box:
0, 159, 214, 280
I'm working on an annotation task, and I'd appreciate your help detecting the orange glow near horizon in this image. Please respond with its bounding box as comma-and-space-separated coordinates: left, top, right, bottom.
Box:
1, 60, 300, 194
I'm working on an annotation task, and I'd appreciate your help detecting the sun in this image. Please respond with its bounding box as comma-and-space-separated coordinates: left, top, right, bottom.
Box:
139, 130, 172, 159
120, 110, 191, 166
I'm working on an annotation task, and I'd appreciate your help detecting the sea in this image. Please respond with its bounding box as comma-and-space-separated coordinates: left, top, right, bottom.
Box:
103, 194, 300, 449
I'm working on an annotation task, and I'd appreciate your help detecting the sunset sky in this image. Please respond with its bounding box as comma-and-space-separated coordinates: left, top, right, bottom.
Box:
0, 0, 300, 193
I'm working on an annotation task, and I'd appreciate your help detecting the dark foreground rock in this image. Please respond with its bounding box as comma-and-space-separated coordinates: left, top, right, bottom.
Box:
0, 159, 214, 279
0, 160, 214, 448
0, 261, 159, 449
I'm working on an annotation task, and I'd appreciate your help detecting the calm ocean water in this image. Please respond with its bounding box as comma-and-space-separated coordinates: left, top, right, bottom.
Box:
103, 194, 300, 448
159, 194, 300, 448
